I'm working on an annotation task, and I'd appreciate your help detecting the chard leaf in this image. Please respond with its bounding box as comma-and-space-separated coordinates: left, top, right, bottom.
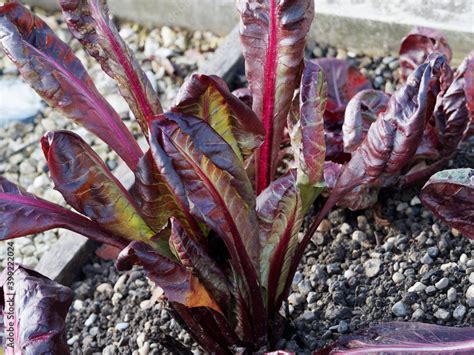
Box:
421, 168, 474, 239
116, 241, 222, 314
400, 26, 452, 81
132, 150, 204, 243
237, 0, 315, 193
169, 218, 231, 313
0, 177, 126, 248
435, 52, 471, 155
41, 131, 157, 246
173, 74, 264, 160
0, 2, 142, 170
0, 265, 72, 355
257, 170, 303, 311
232, 87, 253, 108
60, 0, 162, 138
288, 60, 327, 189
333, 54, 447, 199
312, 58, 371, 127
148, 113, 259, 276
148, 113, 265, 336
321, 322, 474, 354
343, 89, 390, 153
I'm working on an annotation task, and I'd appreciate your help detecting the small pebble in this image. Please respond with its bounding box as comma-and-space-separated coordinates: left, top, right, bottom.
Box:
392, 272, 405, 284
412, 308, 424, 319
434, 308, 450, 321
447, 288, 457, 303
84, 313, 97, 327
115, 322, 130, 331
73, 299, 84, 311
425, 286, 437, 296
364, 259, 381, 278
435, 277, 449, 290
453, 305, 467, 320
340, 223, 352, 235
392, 301, 408, 317
420, 253, 433, 265
408, 282, 426, 293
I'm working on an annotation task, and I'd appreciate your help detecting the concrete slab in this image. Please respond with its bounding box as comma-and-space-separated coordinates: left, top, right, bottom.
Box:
25, 0, 473, 64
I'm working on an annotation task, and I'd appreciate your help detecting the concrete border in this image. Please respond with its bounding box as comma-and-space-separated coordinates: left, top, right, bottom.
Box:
25, 0, 473, 64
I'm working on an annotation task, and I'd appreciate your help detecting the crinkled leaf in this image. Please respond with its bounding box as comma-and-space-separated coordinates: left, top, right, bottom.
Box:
421, 168, 474, 239
60, 0, 162, 137
116, 241, 222, 314
288, 60, 327, 188
435, 53, 471, 155
232, 87, 253, 108
148, 113, 265, 334
337, 184, 380, 211
0, 2, 142, 170
323, 161, 343, 190
41, 130, 157, 246
462, 51, 474, 140
321, 322, 474, 354
0, 265, 72, 355
332, 54, 447, 202
399, 26, 452, 81
169, 218, 231, 313
237, 0, 315, 193
257, 170, 303, 311
312, 58, 371, 127
413, 123, 441, 161
343, 89, 389, 153
172, 74, 264, 160
0, 177, 125, 248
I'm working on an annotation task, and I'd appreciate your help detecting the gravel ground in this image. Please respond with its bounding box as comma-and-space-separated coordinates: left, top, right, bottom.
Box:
0, 8, 221, 271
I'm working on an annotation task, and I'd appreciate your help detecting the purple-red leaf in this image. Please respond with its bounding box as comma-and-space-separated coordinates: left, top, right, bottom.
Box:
0, 2, 142, 170
312, 58, 372, 127
41, 130, 157, 247
148, 112, 265, 337
293, 55, 449, 284
173, 74, 264, 160
0, 265, 72, 355
0, 176, 126, 248
321, 322, 474, 354
343, 89, 390, 153
132, 150, 204, 243
169, 218, 231, 313
333, 54, 447, 199
237, 0, 315, 193
435, 53, 471, 155
232, 87, 253, 108
421, 168, 474, 239
462, 51, 474, 140
257, 170, 303, 312
60, 0, 162, 137
399, 26, 452, 82
116, 241, 222, 314
287, 60, 327, 187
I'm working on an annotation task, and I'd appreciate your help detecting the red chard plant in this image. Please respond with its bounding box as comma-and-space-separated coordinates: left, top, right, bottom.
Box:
0, 0, 473, 354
